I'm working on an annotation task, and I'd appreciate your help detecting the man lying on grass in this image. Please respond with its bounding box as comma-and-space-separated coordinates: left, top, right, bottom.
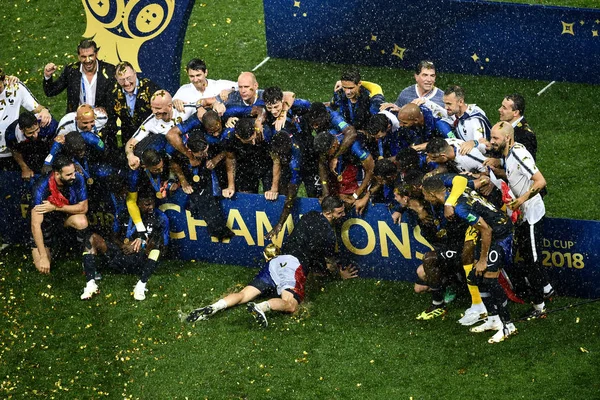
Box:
186, 195, 358, 327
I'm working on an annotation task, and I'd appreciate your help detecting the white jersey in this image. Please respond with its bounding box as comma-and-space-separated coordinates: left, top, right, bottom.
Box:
505, 143, 545, 224
447, 104, 491, 154
446, 138, 487, 174
0, 81, 40, 157
56, 109, 108, 136
268, 254, 304, 296
173, 79, 238, 104
132, 105, 196, 142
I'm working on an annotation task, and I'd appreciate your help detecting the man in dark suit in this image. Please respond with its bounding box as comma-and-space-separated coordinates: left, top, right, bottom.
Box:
42, 39, 116, 115
498, 93, 537, 160
111, 61, 161, 147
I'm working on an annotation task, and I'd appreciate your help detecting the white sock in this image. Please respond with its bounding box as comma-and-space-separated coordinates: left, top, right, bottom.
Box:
471, 303, 486, 313
212, 299, 228, 311
543, 284, 553, 294
256, 301, 271, 313
135, 280, 146, 289
533, 302, 545, 311
488, 315, 501, 325
86, 279, 96, 287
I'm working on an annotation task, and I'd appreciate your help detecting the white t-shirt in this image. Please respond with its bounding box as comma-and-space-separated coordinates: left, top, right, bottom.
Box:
79, 62, 99, 107
446, 104, 491, 154
56, 109, 108, 136
505, 143, 545, 224
132, 105, 197, 142
173, 79, 238, 104
0, 81, 40, 157
446, 138, 487, 174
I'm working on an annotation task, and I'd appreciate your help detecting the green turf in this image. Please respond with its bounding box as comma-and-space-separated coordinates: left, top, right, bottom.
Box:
1, 245, 599, 399
1, 2, 600, 397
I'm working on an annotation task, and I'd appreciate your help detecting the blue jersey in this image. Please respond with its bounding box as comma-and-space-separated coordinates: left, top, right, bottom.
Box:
397, 105, 441, 148
223, 89, 264, 107
124, 208, 170, 247
45, 131, 105, 166
452, 190, 512, 240
32, 172, 87, 206
331, 86, 384, 130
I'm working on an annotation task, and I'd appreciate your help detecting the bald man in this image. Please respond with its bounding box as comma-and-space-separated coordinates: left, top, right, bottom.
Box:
42, 104, 108, 172
125, 90, 199, 170
484, 122, 554, 318
397, 103, 448, 150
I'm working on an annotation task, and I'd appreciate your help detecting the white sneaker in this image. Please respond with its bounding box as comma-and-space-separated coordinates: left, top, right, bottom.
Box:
488, 323, 517, 344
470, 316, 503, 333
81, 281, 99, 300
133, 282, 147, 301
458, 309, 488, 326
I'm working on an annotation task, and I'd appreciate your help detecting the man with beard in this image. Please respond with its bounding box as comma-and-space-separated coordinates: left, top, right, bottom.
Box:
43, 39, 116, 114
441, 85, 492, 155
186, 196, 349, 327
30, 154, 90, 274
484, 122, 554, 318
5, 111, 58, 180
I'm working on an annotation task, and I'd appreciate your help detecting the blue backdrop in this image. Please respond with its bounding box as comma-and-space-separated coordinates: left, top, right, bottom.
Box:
263, 0, 600, 84
1, 171, 598, 298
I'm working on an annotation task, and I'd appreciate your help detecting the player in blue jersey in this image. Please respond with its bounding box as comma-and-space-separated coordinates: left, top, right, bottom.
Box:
30, 154, 90, 274
80, 190, 169, 301
330, 67, 385, 131
313, 129, 374, 214
422, 177, 516, 343
170, 130, 235, 241
5, 111, 58, 180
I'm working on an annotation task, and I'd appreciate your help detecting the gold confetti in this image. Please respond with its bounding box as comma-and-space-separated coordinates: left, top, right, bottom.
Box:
580, 347, 589, 353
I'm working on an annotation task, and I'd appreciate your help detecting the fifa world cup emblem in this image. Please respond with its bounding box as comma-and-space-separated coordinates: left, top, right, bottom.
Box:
82, 0, 175, 71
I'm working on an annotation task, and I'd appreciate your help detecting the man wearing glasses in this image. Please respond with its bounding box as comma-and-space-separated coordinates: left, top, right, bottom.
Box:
111, 61, 161, 146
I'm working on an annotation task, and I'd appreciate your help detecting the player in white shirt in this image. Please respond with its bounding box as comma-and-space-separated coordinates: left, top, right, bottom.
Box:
172, 58, 237, 112
426, 137, 488, 175
125, 90, 197, 170
485, 122, 554, 319
435, 85, 492, 156
0, 70, 52, 164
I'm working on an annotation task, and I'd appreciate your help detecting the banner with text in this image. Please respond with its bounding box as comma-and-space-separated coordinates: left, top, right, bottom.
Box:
1, 171, 598, 298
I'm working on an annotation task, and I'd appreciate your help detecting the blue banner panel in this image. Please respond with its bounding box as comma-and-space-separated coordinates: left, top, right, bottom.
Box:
81, 0, 195, 93
1, 171, 598, 298
263, 0, 600, 84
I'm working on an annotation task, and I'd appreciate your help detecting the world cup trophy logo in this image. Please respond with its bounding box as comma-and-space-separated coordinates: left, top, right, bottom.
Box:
82, 0, 175, 71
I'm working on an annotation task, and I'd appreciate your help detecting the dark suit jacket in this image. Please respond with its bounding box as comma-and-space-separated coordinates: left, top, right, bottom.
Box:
514, 117, 538, 160
42, 60, 117, 114
111, 78, 161, 144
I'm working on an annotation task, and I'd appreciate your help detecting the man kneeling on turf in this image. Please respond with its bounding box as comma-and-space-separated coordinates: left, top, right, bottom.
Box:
186, 195, 350, 327
81, 190, 169, 301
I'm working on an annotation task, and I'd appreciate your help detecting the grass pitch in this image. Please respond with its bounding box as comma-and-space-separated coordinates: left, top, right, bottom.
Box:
1, 1, 600, 398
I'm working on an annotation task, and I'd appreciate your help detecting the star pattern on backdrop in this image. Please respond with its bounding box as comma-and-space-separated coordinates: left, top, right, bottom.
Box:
561, 21, 575, 35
